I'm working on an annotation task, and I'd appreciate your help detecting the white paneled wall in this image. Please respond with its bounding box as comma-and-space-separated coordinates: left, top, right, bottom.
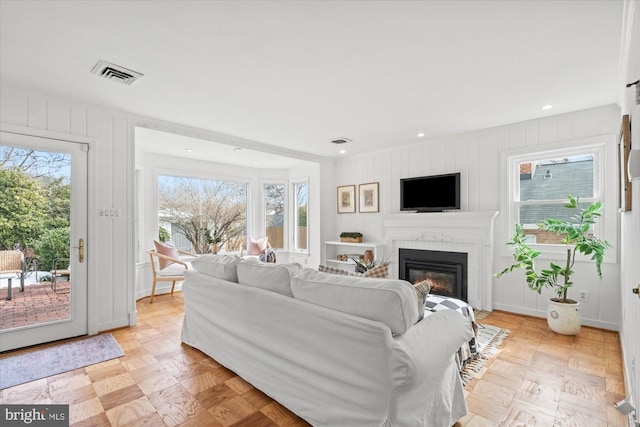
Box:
0, 84, 134, 333
1, 83, 326, 335
620, 1, 640, 423
333, 104, 621, 330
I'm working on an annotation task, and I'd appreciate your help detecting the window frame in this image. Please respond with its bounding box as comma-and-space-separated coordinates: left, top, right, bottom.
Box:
261, 180, 287, 251
290, 178, 309, 254
500, 136, 616, 263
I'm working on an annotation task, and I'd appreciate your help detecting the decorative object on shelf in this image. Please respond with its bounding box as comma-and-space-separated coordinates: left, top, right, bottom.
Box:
495, 195, 611, 335
359, 182, 379, 213
339, 232, 363, 243
337, 254, 348, 261
337, 185, 356, 213
618, 114, 632, 211
364, 249, 374, 262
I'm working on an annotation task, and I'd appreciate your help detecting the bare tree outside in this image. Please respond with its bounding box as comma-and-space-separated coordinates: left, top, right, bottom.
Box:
158, 176, 247, 254
1, 146, 70, 179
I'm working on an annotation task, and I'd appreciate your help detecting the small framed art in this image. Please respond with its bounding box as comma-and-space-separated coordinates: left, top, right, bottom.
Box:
337, 185, 356, 213
359, 182, 379, 213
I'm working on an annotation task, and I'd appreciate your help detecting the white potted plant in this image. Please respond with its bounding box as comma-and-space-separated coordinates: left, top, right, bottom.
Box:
496, 195, 611, 335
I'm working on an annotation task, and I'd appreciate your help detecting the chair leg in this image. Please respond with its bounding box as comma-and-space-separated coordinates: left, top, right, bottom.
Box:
170, 281, 176, 295
150, 279, 157, 303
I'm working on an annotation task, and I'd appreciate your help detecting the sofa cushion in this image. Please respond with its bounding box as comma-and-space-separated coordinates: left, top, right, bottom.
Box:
318, 264, 360, 276
317, 263, 389, 278
362, 264, 389, 278
291, 269, 419, 335
154, 240, 180, 269
191, 254, 242, 282
237, 258, 303, 297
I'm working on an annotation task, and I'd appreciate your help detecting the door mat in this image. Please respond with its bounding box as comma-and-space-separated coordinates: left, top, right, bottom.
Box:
0, 334, 124, 389
461, 323, 509, 385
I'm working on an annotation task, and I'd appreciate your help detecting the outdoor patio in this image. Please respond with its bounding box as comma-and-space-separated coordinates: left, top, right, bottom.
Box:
0, 280, 70, 330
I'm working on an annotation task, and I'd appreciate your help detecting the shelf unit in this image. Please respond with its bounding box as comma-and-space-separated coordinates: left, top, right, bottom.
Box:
324, 241, 386, 272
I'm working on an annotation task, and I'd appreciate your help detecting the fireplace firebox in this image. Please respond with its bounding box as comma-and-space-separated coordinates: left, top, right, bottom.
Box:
399, 248, 467, 302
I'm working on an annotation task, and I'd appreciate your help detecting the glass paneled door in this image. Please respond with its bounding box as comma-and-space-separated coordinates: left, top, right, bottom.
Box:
0, 131, 88, 351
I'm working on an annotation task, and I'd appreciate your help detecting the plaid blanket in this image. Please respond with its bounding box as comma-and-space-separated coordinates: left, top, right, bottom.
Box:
425, 295, 478, 368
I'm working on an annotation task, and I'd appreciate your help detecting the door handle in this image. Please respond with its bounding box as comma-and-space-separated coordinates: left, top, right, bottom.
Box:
71, 239, 85, 263
634, 284, 639, 299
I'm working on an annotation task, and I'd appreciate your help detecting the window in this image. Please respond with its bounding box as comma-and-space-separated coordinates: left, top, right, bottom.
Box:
264, 183, 285, 250
292, 180, 308, 252
157, 175, 247, 254
507, 144, 603, 246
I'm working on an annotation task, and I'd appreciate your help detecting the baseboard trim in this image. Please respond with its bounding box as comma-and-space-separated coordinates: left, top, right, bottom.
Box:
492, 303, 619, 331
135, 283, 183, 302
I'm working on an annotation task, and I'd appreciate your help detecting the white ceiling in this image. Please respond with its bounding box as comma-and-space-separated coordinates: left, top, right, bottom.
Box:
0, 0, 624, 161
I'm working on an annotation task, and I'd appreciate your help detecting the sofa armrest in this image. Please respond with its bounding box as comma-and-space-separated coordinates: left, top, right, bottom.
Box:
391, 310, 474, 388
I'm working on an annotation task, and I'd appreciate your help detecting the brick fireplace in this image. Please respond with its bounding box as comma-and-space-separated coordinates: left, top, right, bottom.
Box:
383, 211, 498, 310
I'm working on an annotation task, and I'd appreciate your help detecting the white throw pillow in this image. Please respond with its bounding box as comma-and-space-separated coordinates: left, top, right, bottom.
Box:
291, 268, 419, 335
237, 258, 302, 297
190, 254, 242, 282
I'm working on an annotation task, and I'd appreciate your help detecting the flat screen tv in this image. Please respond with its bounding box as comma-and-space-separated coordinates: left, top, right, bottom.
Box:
400, 172, 460, 212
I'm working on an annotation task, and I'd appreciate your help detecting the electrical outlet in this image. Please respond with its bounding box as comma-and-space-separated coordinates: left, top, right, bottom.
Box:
579, 290, 588, 301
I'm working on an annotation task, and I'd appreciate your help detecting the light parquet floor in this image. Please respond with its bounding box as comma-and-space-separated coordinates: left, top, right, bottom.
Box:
0, 293, 629, 426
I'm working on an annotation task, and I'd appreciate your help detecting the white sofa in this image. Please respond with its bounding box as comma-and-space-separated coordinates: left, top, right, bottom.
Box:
181, 256, 474, 427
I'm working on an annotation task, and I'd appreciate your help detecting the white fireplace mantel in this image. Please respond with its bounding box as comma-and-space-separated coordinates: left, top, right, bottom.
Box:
383, 211, 499, 310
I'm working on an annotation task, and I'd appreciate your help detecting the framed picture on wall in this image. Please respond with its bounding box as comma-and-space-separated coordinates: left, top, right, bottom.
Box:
337, 185, 356, 213
619, 114, 632, 211
359, 182, 379, 213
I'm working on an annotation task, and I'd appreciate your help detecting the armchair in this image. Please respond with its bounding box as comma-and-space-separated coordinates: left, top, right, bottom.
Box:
147, 248, 196, 303
0, 250, 25, 301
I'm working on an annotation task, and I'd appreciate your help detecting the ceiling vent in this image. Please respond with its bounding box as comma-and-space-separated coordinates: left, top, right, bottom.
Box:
330, 137, 351, 145
91, 60, 143, 85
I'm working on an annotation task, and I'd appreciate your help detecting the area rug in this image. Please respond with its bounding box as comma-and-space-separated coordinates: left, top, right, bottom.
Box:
461, 323, 510, 385
0, 334, 124, 389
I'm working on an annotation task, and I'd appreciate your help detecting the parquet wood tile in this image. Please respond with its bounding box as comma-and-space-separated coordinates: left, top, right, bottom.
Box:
0, 296, 629, 426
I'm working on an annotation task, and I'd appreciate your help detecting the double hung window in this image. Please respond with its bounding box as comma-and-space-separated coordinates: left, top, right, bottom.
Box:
507, 144, 604, 246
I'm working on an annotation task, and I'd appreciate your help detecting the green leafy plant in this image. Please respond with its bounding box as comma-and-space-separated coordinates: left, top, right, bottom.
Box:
158, 226, 171, 243
496, 195, 611, 303
203, 228, 222, 245
33, 226, 70, 271
339, 232, 363, 238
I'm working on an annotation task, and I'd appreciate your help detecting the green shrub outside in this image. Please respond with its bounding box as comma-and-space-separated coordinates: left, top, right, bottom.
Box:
34, 227, 70, 271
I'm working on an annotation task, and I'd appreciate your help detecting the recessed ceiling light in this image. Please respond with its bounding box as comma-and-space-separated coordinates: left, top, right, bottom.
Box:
417, 132, 425, 138
233, 147, 242, 152
252, 160, 260, 164
541, 104, 553, 111
185, 148, 193, 152
339, 149, 347, 154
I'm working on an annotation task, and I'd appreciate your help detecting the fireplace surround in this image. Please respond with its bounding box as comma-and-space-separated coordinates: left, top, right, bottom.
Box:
383, 211, 498, 310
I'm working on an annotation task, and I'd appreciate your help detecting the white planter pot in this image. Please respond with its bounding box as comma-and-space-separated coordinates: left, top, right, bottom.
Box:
547, 299, 581, 335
